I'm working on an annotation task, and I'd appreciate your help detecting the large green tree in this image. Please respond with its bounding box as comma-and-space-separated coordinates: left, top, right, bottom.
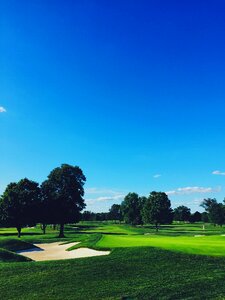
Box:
0, 178, 40, 237
200, 198, 217, 212
173, 205, 191, 222
189, 211, 202, 223
108, 204, 122, 223
121, 193, 145, 225
142, 191, 173, 231
209, 203, 225, 226
201, 198, 225, 226
41, 164, 86, 237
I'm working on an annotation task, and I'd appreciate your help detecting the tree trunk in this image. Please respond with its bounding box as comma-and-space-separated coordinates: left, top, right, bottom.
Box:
17, 227, 21, 238
58, 223, 65, 238
41, 223, 47, 234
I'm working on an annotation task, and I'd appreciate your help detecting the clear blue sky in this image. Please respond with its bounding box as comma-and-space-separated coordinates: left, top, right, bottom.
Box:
1, 0, 225, 212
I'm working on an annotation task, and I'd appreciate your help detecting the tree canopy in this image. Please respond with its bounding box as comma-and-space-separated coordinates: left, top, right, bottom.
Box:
41, 164, 86, 237
121, 193, 144, 225
173, 205, 191, 222
0, 178, 40, 237
201, 198, 225, 226
142, 191, 173, 231
108, 204, 122, 222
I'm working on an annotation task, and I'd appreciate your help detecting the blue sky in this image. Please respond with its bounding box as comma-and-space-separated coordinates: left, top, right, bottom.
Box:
1, 0, 225, 212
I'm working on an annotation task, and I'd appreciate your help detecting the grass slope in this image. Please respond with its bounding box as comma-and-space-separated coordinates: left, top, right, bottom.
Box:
1, 247, 225, 299
0, 248, 31, 263
0, 239, 38, 252
0, 239, 36, 263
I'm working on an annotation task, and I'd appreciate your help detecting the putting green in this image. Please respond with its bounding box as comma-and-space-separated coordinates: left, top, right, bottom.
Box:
97, 234, 225, 256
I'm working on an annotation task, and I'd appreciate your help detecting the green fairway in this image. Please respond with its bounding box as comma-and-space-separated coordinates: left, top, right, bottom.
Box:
97, 234, 225, 256
1, 222, 225, 299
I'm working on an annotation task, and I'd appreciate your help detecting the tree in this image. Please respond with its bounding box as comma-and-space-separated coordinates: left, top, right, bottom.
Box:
189, 211, 202, 223
142, 191, 173, 231
208, 203, 225, 227
173, 205, 191, 222
121, 193, 144, 225
82, 211, 95, 221
201, 198, 225, 226
0, 179, 40, 237
41, 164, 86, 237
201, 212, 209, 223
108, 204, 122, 223
201, 198, 217, 212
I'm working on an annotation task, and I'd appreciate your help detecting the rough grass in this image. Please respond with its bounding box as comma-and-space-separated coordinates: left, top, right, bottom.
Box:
1, 247, 225, 299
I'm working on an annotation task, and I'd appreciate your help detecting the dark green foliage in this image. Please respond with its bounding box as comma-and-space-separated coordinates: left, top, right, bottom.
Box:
108, 204, 122, 222
201, 198, 225, 226
189, 211, 202, 223
142, 191, 173, 230
81, 211, 110, 221
41, 164, 86, 237
173, 205, 191, 222
201, 198, 217, 212
0, 179, 40, 237
202, 212, 209, 223
209, 203, 225, 226
82, 211, 96, 221
94, 212, 109, 221
121, 193, 144, 225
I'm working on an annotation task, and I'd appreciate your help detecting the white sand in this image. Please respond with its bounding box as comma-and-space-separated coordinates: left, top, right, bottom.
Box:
17, 242, 110, 261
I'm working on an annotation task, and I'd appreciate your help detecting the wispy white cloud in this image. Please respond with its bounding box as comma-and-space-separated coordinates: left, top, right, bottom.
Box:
166, 186, 221, 196
212, 170, 225, 176
0, 107, 6, 113
86, 194, 125, 205
85, 187, 121, 195
153, 174, 161, 178
85, 187, 125, 205
172, 198, 203, 210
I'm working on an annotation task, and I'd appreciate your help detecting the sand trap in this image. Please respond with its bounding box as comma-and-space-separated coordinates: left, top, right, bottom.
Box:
17, 242, 110, 261
194, 235, 205, 237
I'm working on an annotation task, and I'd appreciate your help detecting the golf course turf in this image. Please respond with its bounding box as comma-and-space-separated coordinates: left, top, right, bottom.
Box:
1, 222, 225, 299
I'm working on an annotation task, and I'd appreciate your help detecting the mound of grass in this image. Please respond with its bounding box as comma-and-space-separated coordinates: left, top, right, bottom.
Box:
0, 239, 38, 252
66, 233, 105, 251
0, 248, 31, 263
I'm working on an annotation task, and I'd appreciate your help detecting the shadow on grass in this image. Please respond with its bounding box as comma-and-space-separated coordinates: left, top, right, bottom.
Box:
65, 231, 127, 236
0, 232, 44, 237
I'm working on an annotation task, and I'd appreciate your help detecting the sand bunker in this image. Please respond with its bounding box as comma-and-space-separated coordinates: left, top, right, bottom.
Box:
17, 242, 110, 261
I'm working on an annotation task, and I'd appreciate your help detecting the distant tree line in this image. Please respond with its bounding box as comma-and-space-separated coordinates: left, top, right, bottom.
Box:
82, 193, 225, 231
82, 192, 176, 231
0, 164, 86, 237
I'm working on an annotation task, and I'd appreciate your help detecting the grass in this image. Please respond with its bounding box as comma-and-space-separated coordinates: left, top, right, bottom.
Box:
1, 247, 225, 299
97, 234, 225, 256
0, 248, 31, 263
1, 222, 225, 299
